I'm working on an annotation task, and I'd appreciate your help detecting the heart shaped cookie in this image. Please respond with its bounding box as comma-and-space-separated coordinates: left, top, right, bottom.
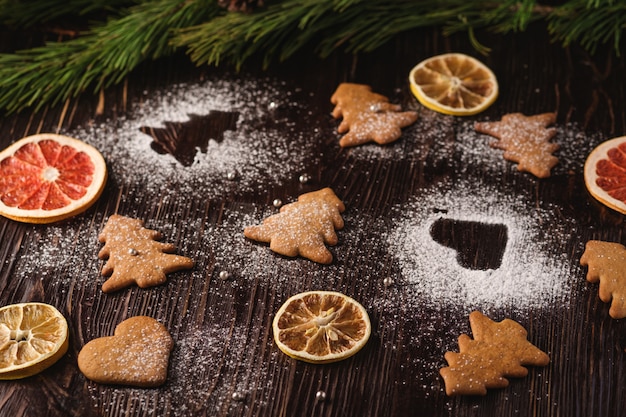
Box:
78, 316, 173, 387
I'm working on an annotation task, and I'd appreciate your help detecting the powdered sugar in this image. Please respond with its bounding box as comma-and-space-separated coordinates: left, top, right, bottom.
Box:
347, 108, 602, 177
88, 323, 278, 417
388, 177, 576, 312
68, 76, 320, 199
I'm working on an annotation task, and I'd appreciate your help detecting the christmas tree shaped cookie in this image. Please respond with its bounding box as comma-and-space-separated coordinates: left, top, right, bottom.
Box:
98, 214, 194, 292
440, 311, 549, 396
244, 188, 345, 264
475, 112, 559, 178
331, 83, 418, 147
580, 240, 626, 319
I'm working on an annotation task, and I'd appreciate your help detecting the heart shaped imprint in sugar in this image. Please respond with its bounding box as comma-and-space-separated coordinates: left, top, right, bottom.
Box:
78, 316, 173, 387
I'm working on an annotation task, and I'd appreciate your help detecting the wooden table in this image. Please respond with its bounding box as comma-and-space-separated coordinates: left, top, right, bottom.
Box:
0, 25, 624, 417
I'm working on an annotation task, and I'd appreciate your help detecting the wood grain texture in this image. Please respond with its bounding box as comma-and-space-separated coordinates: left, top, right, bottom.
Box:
0, 25, 625, 417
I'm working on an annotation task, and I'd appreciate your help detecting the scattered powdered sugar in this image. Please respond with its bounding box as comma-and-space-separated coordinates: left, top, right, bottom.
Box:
208, 206, 348, 291
347, 108, 604, 177
344, 107, 450, 161
68, 75, 321, 198
455, 117, 604, 176
88, 323, 279, 417
167, 323, 277, 415
10, 218, 104, 295
336, 109, 594, 313
387, 177, 576, 312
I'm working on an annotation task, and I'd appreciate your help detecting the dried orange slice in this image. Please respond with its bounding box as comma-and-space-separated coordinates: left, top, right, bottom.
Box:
0, 133, 107, 224
409, 53, 498, 116
584, 136, 626, 215
273, 290, 371, 364
0, 302, 69, 380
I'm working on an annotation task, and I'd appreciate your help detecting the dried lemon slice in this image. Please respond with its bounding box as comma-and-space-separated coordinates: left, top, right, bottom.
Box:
0, 303, 69, 379
273, 291, 371, 363
409, 53, 498, 116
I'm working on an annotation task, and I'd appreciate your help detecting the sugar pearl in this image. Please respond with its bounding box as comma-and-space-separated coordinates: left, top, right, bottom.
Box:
231, 392, 245, 401
315, 391, 327, 402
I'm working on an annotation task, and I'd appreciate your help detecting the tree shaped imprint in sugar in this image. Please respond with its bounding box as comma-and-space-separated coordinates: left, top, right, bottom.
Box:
139, 111, 238, 167
439, 311, 550, 396
580, 240, 626, 319
244, 188, 345, 264
98, 214, 194, 292
475, 112, 559, 178
330, 83, 418, 147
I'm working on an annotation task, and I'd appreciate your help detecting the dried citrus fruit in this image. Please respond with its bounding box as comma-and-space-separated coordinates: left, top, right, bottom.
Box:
273, 290, 371, 364
0, 133, 107, 224
584, 136, 626, 215
0, 302, 69, 380
409, 53, 498, 116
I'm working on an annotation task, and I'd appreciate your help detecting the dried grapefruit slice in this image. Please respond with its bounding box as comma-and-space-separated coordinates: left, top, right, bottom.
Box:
273, 291, 371, 364
0, 302, 69, 380
584, 136, 626, 215
409, 53, 498, 116
0, 133, 107, 223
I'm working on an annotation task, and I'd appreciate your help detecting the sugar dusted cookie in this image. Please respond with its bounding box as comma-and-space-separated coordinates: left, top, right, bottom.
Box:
98, 214, 194, 292
78, 316, 173, 387
244, 187, 345, 264
475, 112, 559, 178
331, 83, 418, 147
440, 311, 549, 396
580, 240, 626, 319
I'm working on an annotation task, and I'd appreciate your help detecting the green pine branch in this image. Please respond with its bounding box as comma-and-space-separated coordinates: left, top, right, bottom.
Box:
0, 0, 623, 114
0, 0, 218, 113
547, 2, 626, 52
173, 0, 484, 68
0, 0, 134, 26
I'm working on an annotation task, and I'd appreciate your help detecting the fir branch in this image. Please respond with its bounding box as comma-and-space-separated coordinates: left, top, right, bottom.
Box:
174, 1, 333, 68
442, 0, 548, 36
0, 0, 217, 113
174, 0, 484, 68
546, 2, 626, 53
0, 0, 623, 113
0, 0, 134, 26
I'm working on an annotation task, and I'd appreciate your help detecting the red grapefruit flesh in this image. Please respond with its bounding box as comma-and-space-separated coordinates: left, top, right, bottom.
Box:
584, 136, 626, 215
0, 133, 107, 223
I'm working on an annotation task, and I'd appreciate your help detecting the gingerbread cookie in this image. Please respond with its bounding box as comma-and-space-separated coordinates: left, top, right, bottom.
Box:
580, 240, 626, 319
330, 83, 418, 147
98, 214, 194, 292
475, 112, 559, 178
244, 187, 345, 264
440, 311, 549, 396
77, 316, 173, 387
